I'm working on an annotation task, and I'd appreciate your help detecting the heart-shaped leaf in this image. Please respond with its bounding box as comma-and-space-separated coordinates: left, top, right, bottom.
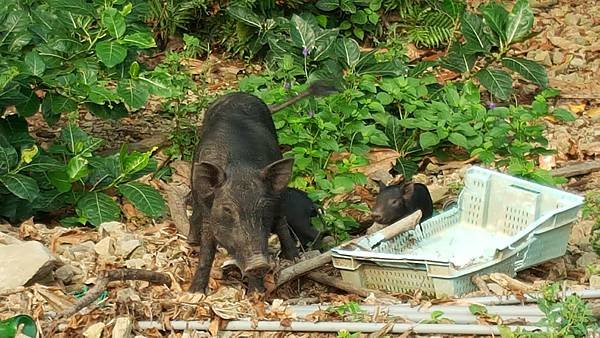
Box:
481, 2, 508, 47
475, 68, 513, 100
460, 13, 491, 53
24, 51, 46, 76
505, 0, 534, 44
117, 79, 149, 110
316, 0, 339, 11
49, 170, 72, 192
0, 145, 18, 174
290, 14, 316, 51
118, 182, 166, 218
335, 37, 360, 68
123, 32, 157, 48
501, 57, 548, 87
95, 41, 127, 68
101, 8, 126, 39
419, 131, 440, 149
227, 6, 263, 28
76, 191, 120, 226
448, 132, 468, 148
0, 173, 40, 202
67, 156, 89, 181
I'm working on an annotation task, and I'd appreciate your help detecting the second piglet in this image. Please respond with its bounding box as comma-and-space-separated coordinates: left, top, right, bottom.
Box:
370, 181, 434, 227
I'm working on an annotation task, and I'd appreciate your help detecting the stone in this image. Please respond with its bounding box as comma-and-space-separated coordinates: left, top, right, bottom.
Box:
98, 221, 126, 238
94, 237, 115, 257
116, 288, 141, 303
83, 322, 106, 338
552, 51, 565, 65
564, 13, 580, 26
570, 57, 586, 68
533, 50, 552, 67
124, 258, 146, 269
55, 264, 77, 283
590, 275, 600, 289
576, 252, 599, 269
0, 232, 22, 245
116, 239, 141, 257
112, 317, 133, 338
0, 241, 60, 291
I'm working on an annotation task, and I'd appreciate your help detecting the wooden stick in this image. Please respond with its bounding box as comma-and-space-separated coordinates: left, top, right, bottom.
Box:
307, 271, 397, 302
471, 275, 491, 294
489, 273, 534, 293
274, 210, 422, 289
56, 269, 172, 318
551, 161, 600, 178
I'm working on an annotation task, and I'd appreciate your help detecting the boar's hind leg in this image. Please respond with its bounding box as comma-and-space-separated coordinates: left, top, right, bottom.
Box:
189, 223, 216, 293
274, 217, 300, 260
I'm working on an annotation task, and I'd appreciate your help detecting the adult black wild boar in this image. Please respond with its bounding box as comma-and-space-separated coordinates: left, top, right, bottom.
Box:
188, 81, 337, 293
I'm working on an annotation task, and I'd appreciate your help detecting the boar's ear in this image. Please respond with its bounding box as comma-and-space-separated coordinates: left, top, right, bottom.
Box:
193, 161, 226, 196
401, 182, 415, 201
375, 180, 387, 191
261, 158, 294, 194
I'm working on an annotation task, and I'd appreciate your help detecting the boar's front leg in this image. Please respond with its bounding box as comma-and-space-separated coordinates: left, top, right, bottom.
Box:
189, 204, 216, 293
274, 215, 299, 260
189, 228, 216, 293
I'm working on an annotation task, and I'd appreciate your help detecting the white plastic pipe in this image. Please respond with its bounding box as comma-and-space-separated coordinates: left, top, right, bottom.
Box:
137, 320, 545, 335
463, 288, 600, 305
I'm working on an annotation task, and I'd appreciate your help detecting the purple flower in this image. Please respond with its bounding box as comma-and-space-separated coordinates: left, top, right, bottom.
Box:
308, 110, 314, 117
487, 102, 497, 109
302, 47, 309, 57
283, 82, 291, 90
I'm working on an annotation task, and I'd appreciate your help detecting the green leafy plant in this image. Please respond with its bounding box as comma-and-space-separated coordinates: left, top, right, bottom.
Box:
0, 118, 165, 226
316, 0, 382, 40
422, 310, 455, 324
500, 283, 598, 337
437, 0, 547, 101
327, 301, 368, 322
0, 0, 161, 124
383, 0, 464, 48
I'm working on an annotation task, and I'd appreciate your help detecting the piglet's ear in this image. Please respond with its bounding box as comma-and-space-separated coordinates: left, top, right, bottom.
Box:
261, 158, 294, 194
193, 161, 226, 198
401, 182, 415, 201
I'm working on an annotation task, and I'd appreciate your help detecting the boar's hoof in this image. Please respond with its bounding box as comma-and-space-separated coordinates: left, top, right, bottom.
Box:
244, 255, 270, 276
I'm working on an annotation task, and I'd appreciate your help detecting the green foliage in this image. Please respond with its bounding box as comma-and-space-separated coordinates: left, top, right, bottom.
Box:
0, 118, 165, 226
327, 301, 368, 322
0, 0, 161, 123
143, 0, 211, 48
437, 0, 547, 101
500, 283, 598, 337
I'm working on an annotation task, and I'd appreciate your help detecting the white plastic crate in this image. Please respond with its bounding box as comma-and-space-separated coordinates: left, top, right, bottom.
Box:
331, 166, 584, 298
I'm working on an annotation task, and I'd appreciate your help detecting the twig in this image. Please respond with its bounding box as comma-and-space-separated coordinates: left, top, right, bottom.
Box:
471, 275, 491, 294
551, 161, 600, 178
307, 271, 397, 302
489, 273, 534, 293
274, 211, 422, 289
57, 269, 171, 319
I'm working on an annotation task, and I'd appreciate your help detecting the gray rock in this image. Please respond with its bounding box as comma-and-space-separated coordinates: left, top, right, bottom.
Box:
533, 50, 552, 67
590, 275, 600, 288
552, 51, 565, 65
564, 13, 580, 26
570, 57, 586, 68
112, 317, 133, 338
116, 239, 141, 258
0, 241, 61, 291
99, 221, 126, 238
576, 252, 599, 269
94, 237, 115, 257
55, 264, 78, 283
83, 322, 105, 338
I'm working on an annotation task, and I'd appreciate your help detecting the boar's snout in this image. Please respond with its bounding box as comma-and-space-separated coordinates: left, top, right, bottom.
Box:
243, 254, 270, 276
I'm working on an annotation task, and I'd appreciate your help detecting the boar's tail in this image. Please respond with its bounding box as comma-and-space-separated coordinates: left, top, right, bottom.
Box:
268, 80, 339, 113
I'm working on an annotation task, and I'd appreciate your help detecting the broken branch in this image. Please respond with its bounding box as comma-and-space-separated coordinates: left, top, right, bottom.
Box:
275, 210, 422, 289
551, 161, 600, 178
57, 269, 171, 319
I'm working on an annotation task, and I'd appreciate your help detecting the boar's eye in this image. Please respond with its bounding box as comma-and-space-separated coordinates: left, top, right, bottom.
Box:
391, 199, 401, 206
